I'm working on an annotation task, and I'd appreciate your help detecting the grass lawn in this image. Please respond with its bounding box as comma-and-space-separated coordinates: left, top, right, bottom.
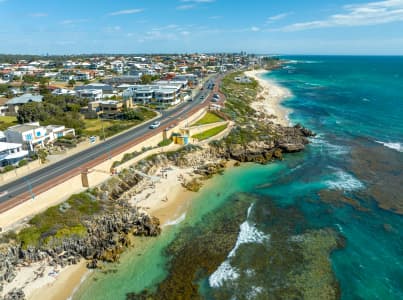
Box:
192, 123, 228, 141
83, 119, 140, 138
191, 112, 224, 126
0, 116, 18, 131
83, 107, 156, 138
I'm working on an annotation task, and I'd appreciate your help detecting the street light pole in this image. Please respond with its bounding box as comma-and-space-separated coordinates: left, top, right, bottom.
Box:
24, 176, 35, 200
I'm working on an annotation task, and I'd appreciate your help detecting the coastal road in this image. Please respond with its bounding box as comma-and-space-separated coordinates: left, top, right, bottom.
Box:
0, 74, 224, 212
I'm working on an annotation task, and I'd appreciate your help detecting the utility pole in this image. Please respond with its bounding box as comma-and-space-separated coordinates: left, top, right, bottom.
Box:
24, 177, 35, 200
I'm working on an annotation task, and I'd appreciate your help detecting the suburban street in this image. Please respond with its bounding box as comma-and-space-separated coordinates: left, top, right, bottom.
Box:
0, 74, 223, 211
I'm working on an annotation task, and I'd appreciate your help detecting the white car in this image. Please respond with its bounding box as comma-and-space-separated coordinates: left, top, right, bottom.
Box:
149, 121, 161, 129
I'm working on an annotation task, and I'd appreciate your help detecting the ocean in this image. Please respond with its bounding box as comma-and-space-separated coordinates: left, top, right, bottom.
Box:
74, 56, 403, 300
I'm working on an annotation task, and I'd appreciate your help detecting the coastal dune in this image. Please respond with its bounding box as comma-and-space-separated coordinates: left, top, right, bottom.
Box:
0, 69, 307, 300
244, 69, 292, 126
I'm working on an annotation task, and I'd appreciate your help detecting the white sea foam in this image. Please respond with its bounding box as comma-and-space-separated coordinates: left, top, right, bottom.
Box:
208, 261, 240, 288
310, 137, 349, 155
326, 168, 364, 191
375, 141, 403, 152
209, 204, 269, 288
335, 223, 344, 233
163, 212, 186, 227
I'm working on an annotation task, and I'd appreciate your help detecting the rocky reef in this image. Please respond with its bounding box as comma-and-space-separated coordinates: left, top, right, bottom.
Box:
126, 193, 343, 300
0, 171, 161, 299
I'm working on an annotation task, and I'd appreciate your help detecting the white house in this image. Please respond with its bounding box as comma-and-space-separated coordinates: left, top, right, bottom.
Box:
123, 84, 182, 106
0, 105, 7, 116
154, 86, 180, 106
5, 122, 75, 151
0, 142, 29, 166
51, 88, 76, 96
76, 89, 103, 101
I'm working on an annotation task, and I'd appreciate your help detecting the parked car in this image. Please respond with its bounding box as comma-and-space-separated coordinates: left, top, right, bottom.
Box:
213, 93, 220, 99
149, 121, 161, 129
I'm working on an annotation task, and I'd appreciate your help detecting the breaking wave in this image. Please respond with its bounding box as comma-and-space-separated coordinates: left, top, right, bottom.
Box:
375, 141, 402, 152
209, 204, 269, 288
325, 168, 364, 191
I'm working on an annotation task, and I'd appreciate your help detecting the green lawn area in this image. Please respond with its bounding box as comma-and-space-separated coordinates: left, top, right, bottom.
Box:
192, 123, 228, 141
82, 108, 156, 138
191, 112, 224, 126
0, 116, 18, 131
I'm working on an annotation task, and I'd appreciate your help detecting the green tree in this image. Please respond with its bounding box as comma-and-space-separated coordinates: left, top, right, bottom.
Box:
123, 109, 144, 121
68, 79, 76, 87
22, 75, 38, 84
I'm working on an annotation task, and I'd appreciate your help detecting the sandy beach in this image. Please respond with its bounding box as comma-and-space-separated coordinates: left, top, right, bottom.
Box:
1, 149, 219, 300
244, 69, 292, 126
1, 69, 290, 300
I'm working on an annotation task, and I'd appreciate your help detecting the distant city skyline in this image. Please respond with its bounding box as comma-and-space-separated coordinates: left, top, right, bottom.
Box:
1, 0, 403, 55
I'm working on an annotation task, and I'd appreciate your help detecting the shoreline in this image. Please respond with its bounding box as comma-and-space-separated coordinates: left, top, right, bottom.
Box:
244, 69, 292, 126
2, 69, 309, 300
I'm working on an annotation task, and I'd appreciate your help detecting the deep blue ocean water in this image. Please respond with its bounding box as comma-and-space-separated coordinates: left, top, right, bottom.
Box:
263, 56, 403, 299
75, 56, 403, 300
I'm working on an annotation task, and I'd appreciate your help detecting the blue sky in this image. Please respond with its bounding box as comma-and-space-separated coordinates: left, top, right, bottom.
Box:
0, 0, 403, 55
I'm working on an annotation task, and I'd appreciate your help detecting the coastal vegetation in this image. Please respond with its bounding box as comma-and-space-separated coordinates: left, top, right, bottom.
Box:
16, 193, 100, 249
192, 124, 228, 141
157, 138, 173, 147
0, 69, 315, 299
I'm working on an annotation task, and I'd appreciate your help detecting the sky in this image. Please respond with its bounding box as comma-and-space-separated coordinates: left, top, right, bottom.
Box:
0, 0, 403, 55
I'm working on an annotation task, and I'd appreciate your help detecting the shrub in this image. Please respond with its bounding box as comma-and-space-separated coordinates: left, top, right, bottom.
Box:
18, 159, 28, 167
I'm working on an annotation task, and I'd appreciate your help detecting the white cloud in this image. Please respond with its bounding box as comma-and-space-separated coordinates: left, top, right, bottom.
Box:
251, 26, 260, 32
209, 15, 222, 19
105, 26, 121, 33
30, 13, 48, 17
176, 4, 195, 10
109, 9, 143, 16
181, 31, 191, 36
281, 0, 403, 31
60, 19, 88, 25
138, 30, 178, 42
177, 0, 215, 10
267, 12, 292, 23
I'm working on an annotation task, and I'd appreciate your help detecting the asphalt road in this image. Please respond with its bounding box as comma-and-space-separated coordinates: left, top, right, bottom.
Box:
0, 74, 220, 206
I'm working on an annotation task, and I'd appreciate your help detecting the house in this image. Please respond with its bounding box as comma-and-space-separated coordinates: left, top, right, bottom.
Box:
5, 94, 43, 116
154, 86, 180, 106
76, 89, 103, 101
0, 105, 7, 116
51, 88, 76, 96
58, 73, 75, 82
5, 122, 75, 151
5, 123, 47, 151
75, 71, 94, 81
85, 100, 123, 118
0, 131, 6, 142
123, 84, 182, 106
75, 83, 114, 95
0, 142, 29, 166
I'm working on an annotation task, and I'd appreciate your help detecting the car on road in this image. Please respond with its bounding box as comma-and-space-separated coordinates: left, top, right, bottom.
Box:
213, 93, 220, 99
149, 121, 161, 129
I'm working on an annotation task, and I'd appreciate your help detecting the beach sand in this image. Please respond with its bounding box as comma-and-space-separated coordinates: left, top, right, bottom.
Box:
244, 69, 292, 126
9, 166, 201, 300
3, 69, 290, 300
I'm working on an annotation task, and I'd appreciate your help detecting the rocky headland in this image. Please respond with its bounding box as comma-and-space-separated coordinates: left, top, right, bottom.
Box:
0, 69, 315, 299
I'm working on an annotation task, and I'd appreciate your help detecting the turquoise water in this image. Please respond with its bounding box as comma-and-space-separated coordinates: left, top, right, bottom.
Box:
75, 57, 403, 299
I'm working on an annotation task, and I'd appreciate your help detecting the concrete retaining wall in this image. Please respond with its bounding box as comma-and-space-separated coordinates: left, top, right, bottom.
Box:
0, 106, 209, 230
0, 160, 42, 184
